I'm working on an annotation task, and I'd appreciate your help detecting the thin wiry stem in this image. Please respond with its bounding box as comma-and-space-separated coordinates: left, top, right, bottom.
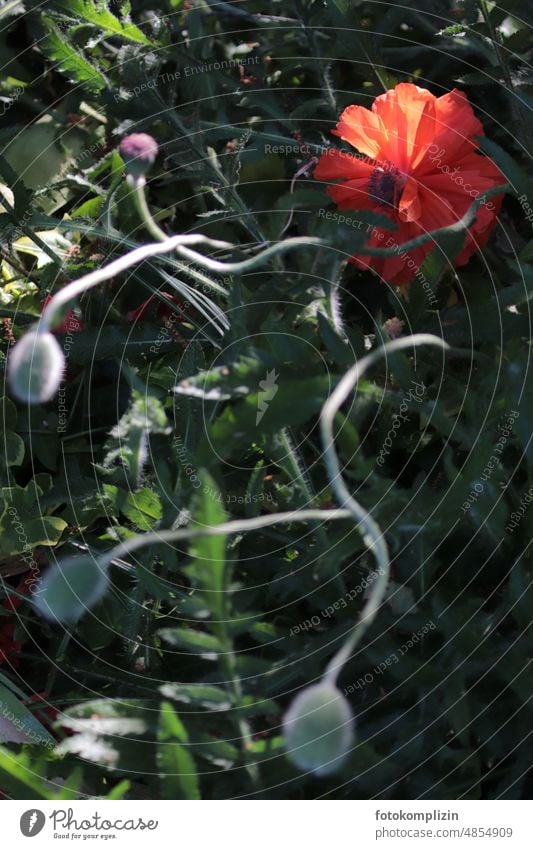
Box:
320, 334, 449, 683
38, 235, 322, 333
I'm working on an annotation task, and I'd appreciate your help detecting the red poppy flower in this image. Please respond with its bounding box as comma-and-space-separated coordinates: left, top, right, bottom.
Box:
127, 291, 187, 323
314, 83, 506, 285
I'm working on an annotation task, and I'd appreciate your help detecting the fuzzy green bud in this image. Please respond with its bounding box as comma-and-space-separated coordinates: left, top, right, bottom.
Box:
283, 682, 355, 775
8, 330, 65, 404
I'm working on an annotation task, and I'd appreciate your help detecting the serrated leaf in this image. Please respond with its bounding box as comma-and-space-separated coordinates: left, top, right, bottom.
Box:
39, 15, 108, 93
122, 488, 162, 531
0, 481, 68, 556
102, 391, 171, 488
53, 0, 150, 45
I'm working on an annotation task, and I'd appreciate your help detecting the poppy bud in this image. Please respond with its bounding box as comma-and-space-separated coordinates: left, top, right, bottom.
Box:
282, 681, 355, 775
8, 330, 65, 404
33, 555, 109, 623
119, 133, 159, 178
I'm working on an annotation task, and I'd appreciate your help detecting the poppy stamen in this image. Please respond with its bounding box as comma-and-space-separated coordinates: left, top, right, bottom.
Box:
368, 163, 407, 210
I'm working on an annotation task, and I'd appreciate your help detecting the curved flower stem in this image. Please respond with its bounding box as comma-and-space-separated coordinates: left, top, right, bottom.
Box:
44, 336, 454, 782
79, 506, 350, 790
38, 234, 323, 334
129, 175, 168, 242
320, 334, 449, 685
89, 508, 353, 572
74, 335, 448, 688
167, 237, 323, 274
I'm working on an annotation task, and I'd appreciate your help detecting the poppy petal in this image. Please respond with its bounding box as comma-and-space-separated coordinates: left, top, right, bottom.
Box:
326, 178, 377, 210
423, 88, 484, 169
314, 149, 375, 182
398, 176, 422, 222
372, 83, 436, 171
331, 105, 385, 159
422, 152, 505, 213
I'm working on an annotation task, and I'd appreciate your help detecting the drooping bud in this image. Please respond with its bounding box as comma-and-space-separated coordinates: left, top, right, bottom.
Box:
282, 681, 355, 775
119, 133, 159, 178
8, 330, 65, 404
33, 555, 110, 623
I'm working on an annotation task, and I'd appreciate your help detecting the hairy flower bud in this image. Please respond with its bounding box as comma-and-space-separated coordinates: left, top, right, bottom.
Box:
283, 682, 355, 775
34, 555, 109, 623
119, 133, 159, 178
8, 330, 65, 404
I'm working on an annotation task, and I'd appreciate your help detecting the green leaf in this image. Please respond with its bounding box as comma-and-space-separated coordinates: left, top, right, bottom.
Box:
476, 136, 532, 198
71, 196, 103, 218
101, 391, 171, 488
159, 683, 231, 711
201, 375, 337, 463
158, 702, 201, 800
122, 488, 163, 531
0, 747, 56, 799
106, 780, 131, 799
438, 24, 468, 36
52, 0, 150, 45
185, 472, 228, 620
39, 15, 109, 93
0, 683, 56, 747
158, 627, 223, 660
0, 480, 68, 556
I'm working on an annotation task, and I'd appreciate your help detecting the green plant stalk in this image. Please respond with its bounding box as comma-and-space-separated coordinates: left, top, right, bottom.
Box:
204, 549, 260, 788
130, 176, 168, 242
296, 0, 337, 115
216, 629, 261, 790
45, 630, 73, 698
277, 428, 345, 592
320, 333, 449, 684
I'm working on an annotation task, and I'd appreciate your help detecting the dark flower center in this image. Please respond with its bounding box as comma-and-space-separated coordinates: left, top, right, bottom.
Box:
368, 164, 406, 210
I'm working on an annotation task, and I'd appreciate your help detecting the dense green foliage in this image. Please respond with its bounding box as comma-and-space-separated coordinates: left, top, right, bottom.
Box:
0, 0, 532, 799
